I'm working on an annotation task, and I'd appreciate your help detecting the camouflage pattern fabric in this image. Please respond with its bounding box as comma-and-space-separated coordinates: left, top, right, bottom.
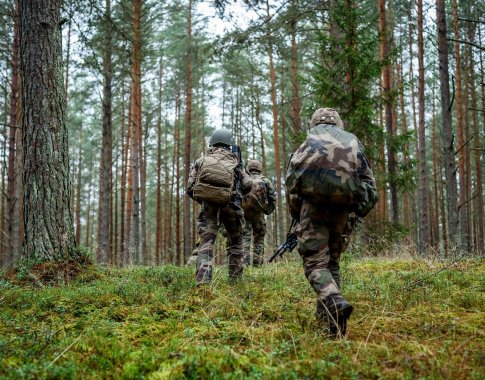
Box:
286, 124, 368, 205
242, 213, 266, 266
195, 202, 244, 284
295, 200, 350, 304
241, 172, 277, 217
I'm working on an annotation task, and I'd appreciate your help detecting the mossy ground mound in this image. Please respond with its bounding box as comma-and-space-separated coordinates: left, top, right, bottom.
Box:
4, 251, 97, 287
0, 258, 483, 379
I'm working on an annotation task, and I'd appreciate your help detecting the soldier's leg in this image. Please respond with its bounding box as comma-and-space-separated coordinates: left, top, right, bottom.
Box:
195, 205, 219, 285
296, 215, 341, 306
242, 221, 253, 266
221, 203, 245, 280
327, 210, 350, 289
252, 215, 266, 266
298, 202, 352, 337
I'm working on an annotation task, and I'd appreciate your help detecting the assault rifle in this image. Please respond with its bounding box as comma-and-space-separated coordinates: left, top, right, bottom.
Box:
231, 144, 244, 203
269, 219, 298, 263
231, 144, 243, 171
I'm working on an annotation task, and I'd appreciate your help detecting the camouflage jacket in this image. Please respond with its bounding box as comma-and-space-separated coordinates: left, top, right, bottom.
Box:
286, 123, 377, 218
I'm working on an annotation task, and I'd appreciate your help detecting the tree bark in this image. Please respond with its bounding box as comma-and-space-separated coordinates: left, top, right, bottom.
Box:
175, 83, 182, 265
408, 12, 418, 240
289, 0, 301, 146
6, 0, 20, 265
436, 0, 459, 249
97, 0, 113, 264
431, 85, 441, 249
468, 33, 484, 253
266, 0, 284, 243
452, 0, 468, 252
397, 59, 410, 227
20, 0, 76, 261
156, 58, 163, 265
140, 116, 148, 264
183, 0, 193, 262
128, 0, 142, 264
379, 0, 399, 225
1, 89, 8, 263
417, 0, 429, 251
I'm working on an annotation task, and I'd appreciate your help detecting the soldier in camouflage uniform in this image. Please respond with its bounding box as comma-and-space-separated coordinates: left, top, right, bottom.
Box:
187, 129, 246, 285
286, 108, 378, 337
241, 160, 277, 266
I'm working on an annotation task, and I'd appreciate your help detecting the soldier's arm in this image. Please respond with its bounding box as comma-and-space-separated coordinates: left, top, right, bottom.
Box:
186, 160, 200, 199
265, 177, 277, 205
356, 152, 378, 217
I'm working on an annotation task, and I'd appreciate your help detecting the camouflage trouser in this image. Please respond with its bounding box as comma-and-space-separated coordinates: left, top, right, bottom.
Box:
195, 202, 245, 284
242, 213, 266, 266
296, 200, 350, 307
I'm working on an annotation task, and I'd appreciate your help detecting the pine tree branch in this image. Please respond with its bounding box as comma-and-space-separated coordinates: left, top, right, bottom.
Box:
447, 38, 485, 51
458, 17, 485, 25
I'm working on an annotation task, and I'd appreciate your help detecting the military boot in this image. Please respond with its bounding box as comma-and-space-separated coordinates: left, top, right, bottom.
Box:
323, 295, 353, 338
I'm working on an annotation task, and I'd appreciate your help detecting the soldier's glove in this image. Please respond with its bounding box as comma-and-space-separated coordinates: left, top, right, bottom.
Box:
355, 183, 378, 217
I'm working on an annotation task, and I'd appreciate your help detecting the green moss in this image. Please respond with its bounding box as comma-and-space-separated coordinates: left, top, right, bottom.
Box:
0, 259, 483, 379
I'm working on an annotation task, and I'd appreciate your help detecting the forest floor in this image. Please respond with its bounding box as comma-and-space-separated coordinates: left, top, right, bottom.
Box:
0, 256, 484, 379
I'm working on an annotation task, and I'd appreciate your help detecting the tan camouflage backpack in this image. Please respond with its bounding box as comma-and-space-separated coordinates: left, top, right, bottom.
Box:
241, 173, 273, 217
193, 147, 238, 205
286, 124, 367, 205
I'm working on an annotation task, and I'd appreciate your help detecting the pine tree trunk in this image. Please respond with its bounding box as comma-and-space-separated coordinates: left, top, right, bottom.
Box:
20, 0, 76, 261
379, 0, 399, 225
468, 37, 484, 253
113, 133, 119, 265
376, 98, 387, 222
6, 0, 20, 265
408, 14, 418, 240
14, 96, 24, 255
97, 0, 113, 264
431, 86, 441, 249
417, 0, 429, 251
175, 84, 182, 265
397, 60, 410, 227
75, 127, 82, 246
289, 0, 301, 145
183, 0, 193, 262
64, 19, 71, 100
436, 0, 459, 249
140, 119, 148, 264
163, 108, 171, 262
85, 182, 92, 247
0, 89, 8, 263
156, 58, 163, 265
128, 0, 142, 264
124, 87, 133, 265
120, 81, 128, 264
266, 0, 284, 243
452, 0, 468, 252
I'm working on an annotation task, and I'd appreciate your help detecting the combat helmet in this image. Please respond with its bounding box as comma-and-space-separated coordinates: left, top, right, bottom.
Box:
310, 108, 344, 129
209, 129, 233, 147
246, 160, 263, 173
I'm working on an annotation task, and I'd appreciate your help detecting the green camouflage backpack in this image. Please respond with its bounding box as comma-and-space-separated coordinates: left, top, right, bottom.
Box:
193, 147, 238, 205
241, 173, 273, 217
286, 124, 367, 205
